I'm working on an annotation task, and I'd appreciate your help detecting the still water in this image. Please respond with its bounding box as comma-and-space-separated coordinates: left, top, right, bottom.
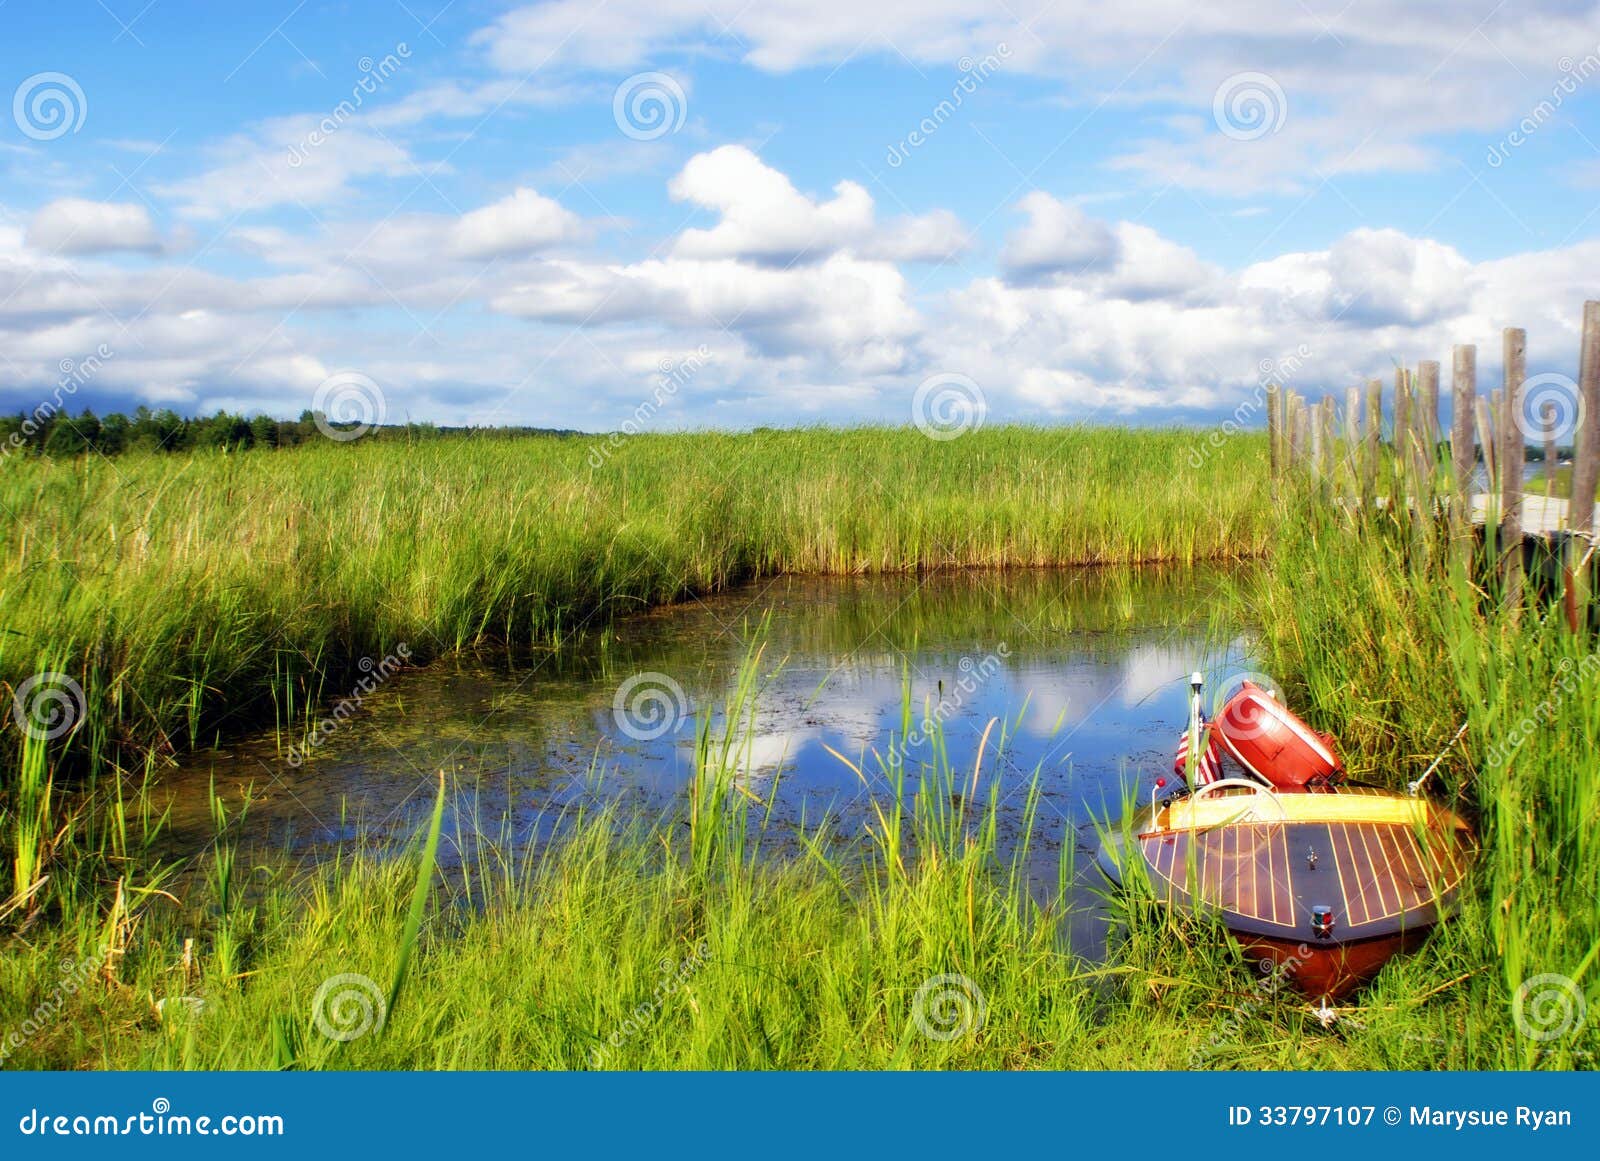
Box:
159, 566, 1255, 928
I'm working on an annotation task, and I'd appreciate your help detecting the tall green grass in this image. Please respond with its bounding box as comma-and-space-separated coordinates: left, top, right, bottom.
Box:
4, 426, 1597, 1070
0, 427, 1267, 801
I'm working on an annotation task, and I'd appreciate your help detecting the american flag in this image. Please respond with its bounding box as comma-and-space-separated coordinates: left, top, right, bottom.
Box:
1172, 722, 1223, 785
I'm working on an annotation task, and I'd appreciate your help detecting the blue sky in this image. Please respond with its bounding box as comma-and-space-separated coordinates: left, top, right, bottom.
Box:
3, 0, 1600, 432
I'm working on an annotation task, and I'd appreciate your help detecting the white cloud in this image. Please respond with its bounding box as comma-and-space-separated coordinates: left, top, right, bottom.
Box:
1001, 192, 1120, 281
450, 188, 584, 259
668, 145, 876, 264
155, 119, 415, 219
472, 1, 1597, 194
999, 194, 1217, 302
668, 145, 967, 265
494, 250, 921, 373
27, 199, 164, 256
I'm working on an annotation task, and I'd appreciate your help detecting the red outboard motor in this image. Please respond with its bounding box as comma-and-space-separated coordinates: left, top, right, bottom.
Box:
1212, 681, 1342, 789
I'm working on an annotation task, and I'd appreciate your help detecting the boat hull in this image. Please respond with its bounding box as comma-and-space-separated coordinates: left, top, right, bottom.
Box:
1098, 783, 1472, 999
1236, 930, 1432, 1000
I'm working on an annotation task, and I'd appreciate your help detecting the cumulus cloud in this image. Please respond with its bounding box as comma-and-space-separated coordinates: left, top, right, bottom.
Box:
27, 199, 165, 256
1001, 192, 1120, 281
999, 194, 1216, 302
450, 188, 584, 259
667, 146, 965, 265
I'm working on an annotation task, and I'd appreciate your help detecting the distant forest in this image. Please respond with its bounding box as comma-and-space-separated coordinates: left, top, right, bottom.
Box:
1, 407, 578, 457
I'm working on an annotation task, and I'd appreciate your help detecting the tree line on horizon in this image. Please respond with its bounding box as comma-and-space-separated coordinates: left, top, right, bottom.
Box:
1, 406, 579, 457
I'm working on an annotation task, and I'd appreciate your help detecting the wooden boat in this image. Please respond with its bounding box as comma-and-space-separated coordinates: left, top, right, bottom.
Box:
1104, 675, 1472, 998
1097, 778, 1473, 998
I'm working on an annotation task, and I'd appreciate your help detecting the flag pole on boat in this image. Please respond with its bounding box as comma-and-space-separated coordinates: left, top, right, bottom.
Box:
1184, 671, 1204, 791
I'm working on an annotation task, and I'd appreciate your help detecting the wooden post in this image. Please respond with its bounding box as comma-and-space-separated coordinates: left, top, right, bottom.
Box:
1317, 396, 1334, 479
1566, 301, 1600, 629
1309, 399, 1323, 482
1395, 367, 1412, 458
1280, 391, 1292, 473
1294, 397, 1312, 478
1363, 377, 1382, 512
1475, 396, 1497, 531
1570, 301, 1600, 541
1500, 329, 1525, 605
1344, 384, 1361, 499
1418, 360, 1440, 496
1267, 382, 1282, 480
1543, 402, 1559, 495
1451, 345, 1477, 527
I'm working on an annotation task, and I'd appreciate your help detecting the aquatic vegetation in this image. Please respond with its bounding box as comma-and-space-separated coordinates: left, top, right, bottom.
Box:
2, 428, 1595, 1070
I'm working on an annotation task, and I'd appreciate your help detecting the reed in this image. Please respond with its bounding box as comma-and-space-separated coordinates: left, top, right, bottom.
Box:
0, 426, 1268, 806
4, 428, 1596, 1070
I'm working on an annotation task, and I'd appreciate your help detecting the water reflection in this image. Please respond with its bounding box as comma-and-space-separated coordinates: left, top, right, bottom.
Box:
160, 566, 1255, 880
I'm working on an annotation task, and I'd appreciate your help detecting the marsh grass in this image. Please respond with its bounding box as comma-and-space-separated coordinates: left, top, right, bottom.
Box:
3, 427, 1597, 1070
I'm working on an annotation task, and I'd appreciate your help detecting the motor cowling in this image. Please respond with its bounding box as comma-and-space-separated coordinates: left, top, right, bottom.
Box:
1212, 681, 1343, 789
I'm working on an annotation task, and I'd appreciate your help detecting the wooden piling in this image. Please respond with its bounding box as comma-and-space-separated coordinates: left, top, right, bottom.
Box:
1570, 301, 1600, 541
1266, 382, 1282, 480
1394, 367, 1411, 459
1363, 378, 1382, 512
1500, 329, 1526, 604
1543, 402, 1559, 495
1451, 345, 1477, 526
1475, 396, 1497, 504
1418, 360, 1440, 493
